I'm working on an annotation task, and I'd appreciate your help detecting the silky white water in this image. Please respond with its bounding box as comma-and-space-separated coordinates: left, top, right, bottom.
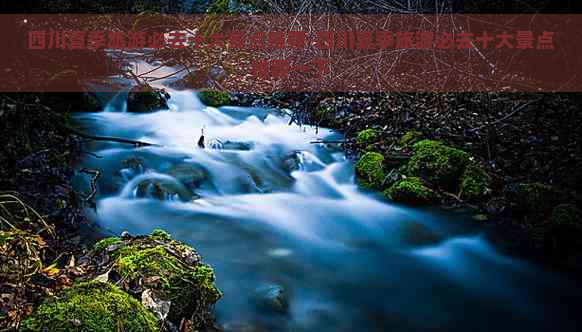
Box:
73, 92, 580, 332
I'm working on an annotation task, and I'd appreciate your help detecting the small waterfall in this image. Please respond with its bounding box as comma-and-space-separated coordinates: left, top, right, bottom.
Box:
74, 91, 581, 332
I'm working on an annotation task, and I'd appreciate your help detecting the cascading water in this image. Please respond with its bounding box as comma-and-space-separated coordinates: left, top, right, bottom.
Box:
73, 92, 580, 332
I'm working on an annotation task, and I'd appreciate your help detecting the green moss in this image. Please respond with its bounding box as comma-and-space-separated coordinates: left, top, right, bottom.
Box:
355, 152, 385, 190
551, 204, 582, 228
199, 91, 230, 107
93, 237, 122, 254
21, 281, 158, 332
399, 130, 423, 147
515, 183, 559, 212
459, 164, 492, 202
150, 229, 171, 240
406, 140, 470, 190
356, 129, 378, 145
384, 177, 438, 205
108, 231, 221, 326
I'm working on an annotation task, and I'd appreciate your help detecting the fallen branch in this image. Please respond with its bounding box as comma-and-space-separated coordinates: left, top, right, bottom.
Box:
79, 168, 101, 205
65, 126, 162, 147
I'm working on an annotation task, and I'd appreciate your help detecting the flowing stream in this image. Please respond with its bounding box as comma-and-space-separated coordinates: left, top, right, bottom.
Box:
73, 91, 580, 332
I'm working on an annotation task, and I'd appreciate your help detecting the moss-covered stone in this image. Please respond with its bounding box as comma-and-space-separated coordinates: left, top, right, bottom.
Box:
93, 236, 122, 254
150, 229, 172, 241
384, 177, 438, 205
98, 230, 221, 328
515, 183, 559, 212
199, 91, 230, 107
127, 84, 169, 113
21, 281, 158, 332
355, 152, 385, 190
459, 164, 492, 202
356, 129, 378, 145
406, 140, 470, 190
399, 130, 423, 147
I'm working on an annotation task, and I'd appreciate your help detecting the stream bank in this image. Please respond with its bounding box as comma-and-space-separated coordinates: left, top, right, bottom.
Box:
228, 92, 582, 272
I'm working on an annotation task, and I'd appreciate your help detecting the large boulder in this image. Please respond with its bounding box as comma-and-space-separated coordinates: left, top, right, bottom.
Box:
199, 91, 231, 107
252, 284, 289, 314
90, 230, 221, 329
166, 163, 210, 189
21, 281, 159, 332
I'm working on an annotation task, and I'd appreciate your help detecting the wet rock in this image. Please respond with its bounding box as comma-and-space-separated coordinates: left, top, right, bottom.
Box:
199, 91, 231, 107
282, 152, 301, 172
87, 230, 221, 329
398, 222, 441, 246
406, 140, 470, 191
166, 163, 209, 189
252, 284, 289, 314
20, 281, 159, 332
355, 152, 385, 190
135, 177, 194, 201
384, 177, 438, 206
127, 84, 170, 113
209, 140, 255, 151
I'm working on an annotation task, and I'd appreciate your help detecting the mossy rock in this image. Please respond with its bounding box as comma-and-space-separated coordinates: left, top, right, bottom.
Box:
355, 152, 385, 190
93, 236, 123, 254
199, 91, 230, 107
406, 140, 470, 190
356, 129, 378, 145
91, 230, 221, 328
397, 221, 441, 246
515, 183, 560, 212
384, 177, 438, 206
21, 281, 158, 332
127, 84, 169, 113
459, 164, 492, 202
399, 130, 423, 147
